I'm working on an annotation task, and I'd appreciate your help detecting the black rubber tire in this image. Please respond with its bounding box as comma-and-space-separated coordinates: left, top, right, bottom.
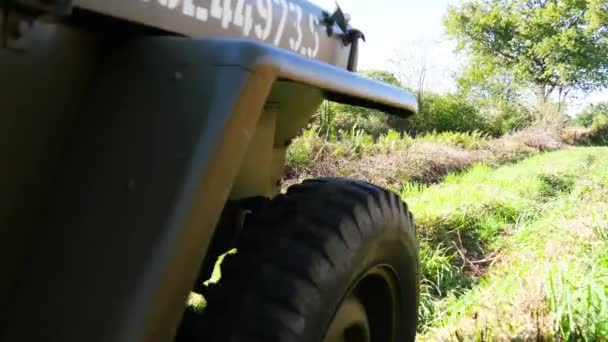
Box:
180, 178, 419, 341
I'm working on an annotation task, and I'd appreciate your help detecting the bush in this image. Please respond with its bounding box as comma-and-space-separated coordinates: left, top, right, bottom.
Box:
416, 130, 489, 150
333, 110, 389, 137
332, 127, 376, 159
310, 71, 491, 137
310, 69, 535, 138
484, 103, 535, 136
591, 113, 608, 144
406, 93, 488, 134
286, 128, 325, 168
285, 125, 562, 190
561, 111, 608, 146
591, 113, 608, 131
376, 129, 414, 153
573, 102, 608, 127
560, 126, 595, 145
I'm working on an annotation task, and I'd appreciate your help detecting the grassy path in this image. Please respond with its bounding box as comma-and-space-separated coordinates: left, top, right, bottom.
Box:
408, 147, 608, 340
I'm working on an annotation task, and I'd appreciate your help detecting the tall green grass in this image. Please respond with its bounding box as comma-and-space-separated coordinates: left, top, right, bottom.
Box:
414, 147, 608, 340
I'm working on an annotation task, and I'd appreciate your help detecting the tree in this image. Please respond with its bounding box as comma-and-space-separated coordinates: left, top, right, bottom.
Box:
457, 63, 535, 135
457, 61, 522, 107
361, 70, 402, 87
389, 43, 430, 112
445, 0, 608, 124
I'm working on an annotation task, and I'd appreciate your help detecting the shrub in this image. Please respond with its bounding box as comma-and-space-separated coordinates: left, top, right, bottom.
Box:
416, 130, 489, 150
311, 79, 491, 137
407, 93, 488, 134
328, 69, 406, 137
561, 126, 595, 145
286, 128, 325, 168
483, 103, 535, 136
561, 112, 608, 146
332, 127, 376, 159
333, 110, 389, 137
313, 101, 338, 140
376, 129, 414, 153
574, 103, 608, 127
591, 113, 608, 144
285, 126, 564, 189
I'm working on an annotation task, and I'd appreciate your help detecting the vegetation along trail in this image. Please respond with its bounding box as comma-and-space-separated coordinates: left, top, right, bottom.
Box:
408, 147, 608, 340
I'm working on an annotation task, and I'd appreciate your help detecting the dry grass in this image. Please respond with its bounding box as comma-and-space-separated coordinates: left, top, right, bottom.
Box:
284, 143, 490, 189
488, 126, 563, 161
561, 126, 595, 145
285, 127, 566, 190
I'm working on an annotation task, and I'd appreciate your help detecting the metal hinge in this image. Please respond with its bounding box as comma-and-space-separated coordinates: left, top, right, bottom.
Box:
321, 4, 366, 72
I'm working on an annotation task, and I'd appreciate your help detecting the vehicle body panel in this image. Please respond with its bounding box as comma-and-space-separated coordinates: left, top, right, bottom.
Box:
74, 0, 352, 67
0, 2, 417, 340
0, 20, 100, 331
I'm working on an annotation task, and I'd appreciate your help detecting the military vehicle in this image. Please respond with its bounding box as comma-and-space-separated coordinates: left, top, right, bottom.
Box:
0, 0, 419, 341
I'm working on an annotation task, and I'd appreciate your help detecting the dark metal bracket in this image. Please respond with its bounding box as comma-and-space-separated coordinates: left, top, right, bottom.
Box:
321, 4, 366, 72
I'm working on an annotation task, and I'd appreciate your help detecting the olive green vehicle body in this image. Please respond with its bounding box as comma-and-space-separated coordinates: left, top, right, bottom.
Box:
0, 1, 417, 341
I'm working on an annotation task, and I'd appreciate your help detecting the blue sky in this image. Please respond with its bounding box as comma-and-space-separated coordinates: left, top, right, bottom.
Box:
311, 0, 607, 113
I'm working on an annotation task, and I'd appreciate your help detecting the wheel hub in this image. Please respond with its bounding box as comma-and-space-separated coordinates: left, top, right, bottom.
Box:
324, 265, 402, 342
324, 295, 370, 342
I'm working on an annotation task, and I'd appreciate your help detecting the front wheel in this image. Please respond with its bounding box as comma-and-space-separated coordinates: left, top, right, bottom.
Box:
183, 178, 419, 342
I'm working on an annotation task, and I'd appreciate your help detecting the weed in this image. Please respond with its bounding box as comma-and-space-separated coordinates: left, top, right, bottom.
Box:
416, 130, 489, 150
285, 126, 564, 189
538, 174, 575, 199
286, 125, 607, 340
186, 249, 238, 314
286, 128, 325, 168
187, 293, 206, 314
418, 148, 608, 340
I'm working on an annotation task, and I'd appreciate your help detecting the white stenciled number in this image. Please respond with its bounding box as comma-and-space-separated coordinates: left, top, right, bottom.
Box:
182, 0, 208, 21
221, 0, 233, 28
234, 0, 245, 26
288, 3, 303, 52
146, 0, 320, 59
272, 0, 288, 46
308, 14, 320, 58
182, 0, 195, 15
158, 0, 180, 8
210, 0, 234, 28
234, 0, 254, 36
196, 5, 209, 20
254, 0, 273, 40
210, 0, 222, 18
